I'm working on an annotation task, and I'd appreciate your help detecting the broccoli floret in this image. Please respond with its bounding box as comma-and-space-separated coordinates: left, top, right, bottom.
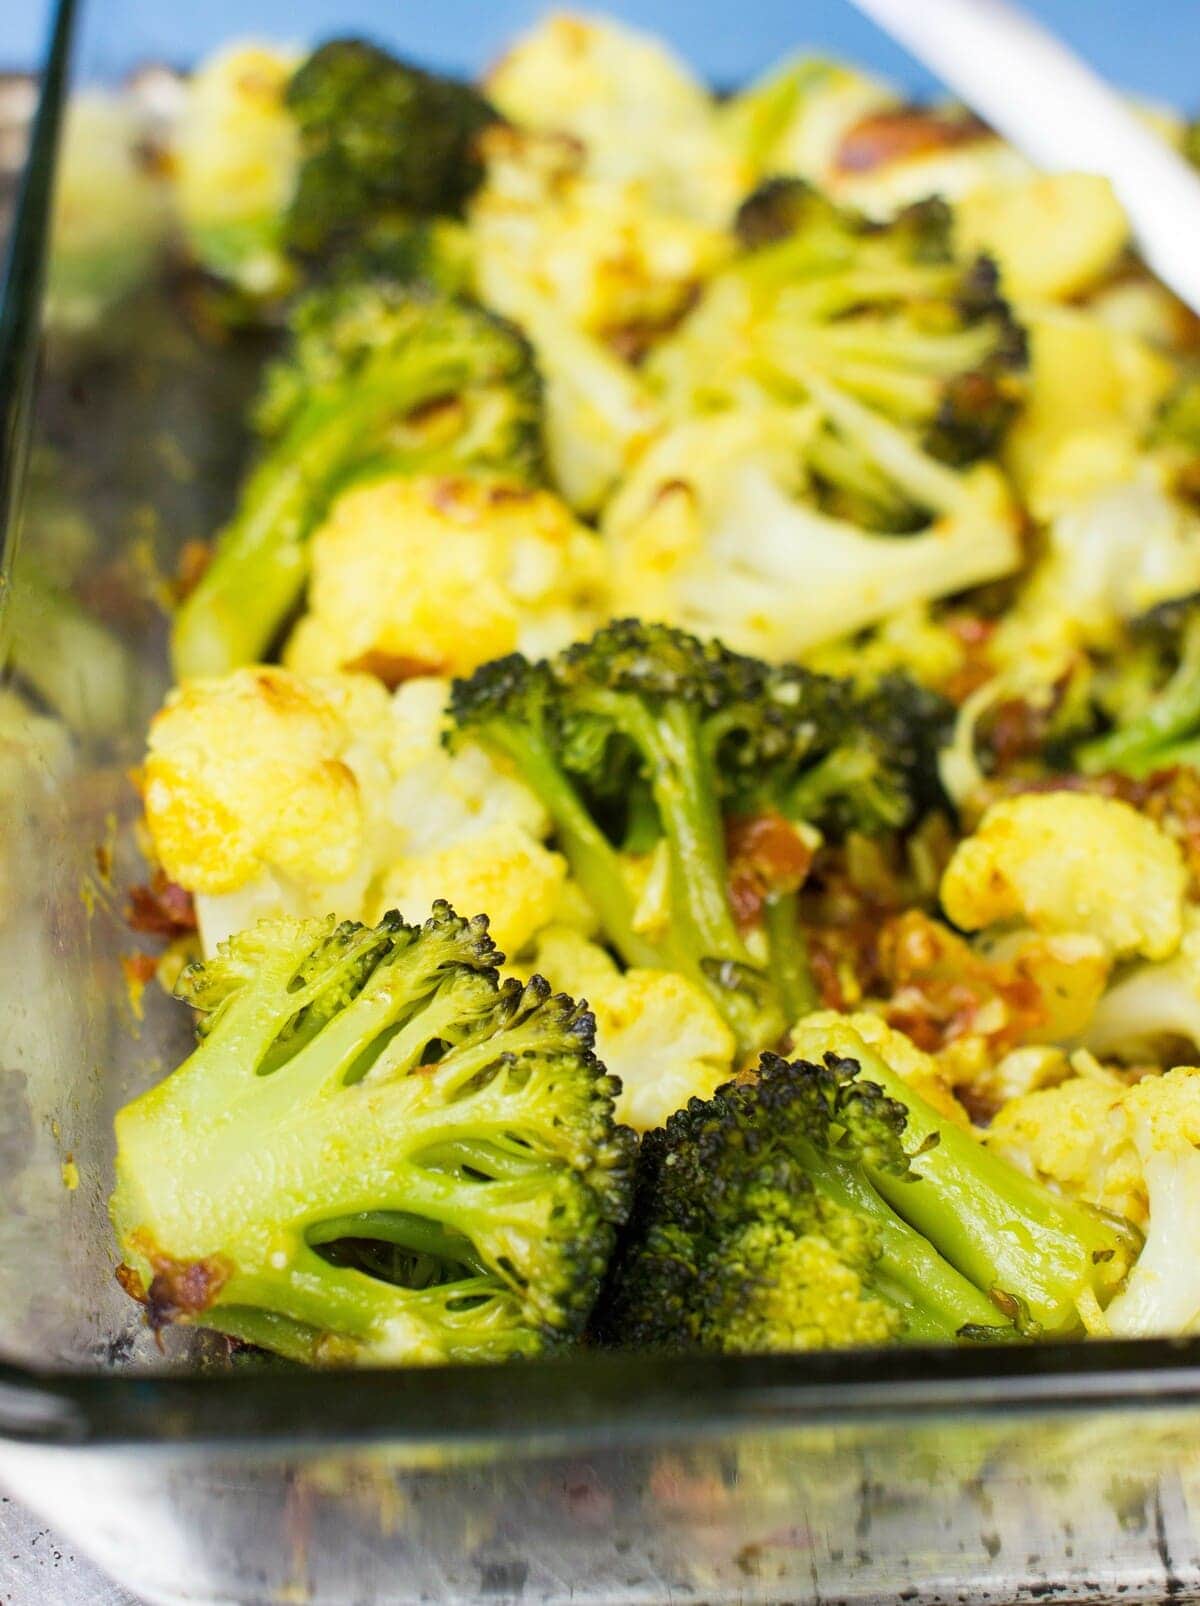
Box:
598, 1032, 1136, 1353
657, 178, 1026, 528
449, 621, 951, 1055
315, 217, 475, 298
596, 1050, 1013, 1352
283, 40, 496, 265
1077, 593, 1200, 778
172, 282, 545, 677
788, 1028, 1137, 1335
110, 903, 634, 1365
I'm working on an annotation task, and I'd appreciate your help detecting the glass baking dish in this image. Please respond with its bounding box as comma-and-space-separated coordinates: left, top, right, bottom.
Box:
6, 1, 1200, 1601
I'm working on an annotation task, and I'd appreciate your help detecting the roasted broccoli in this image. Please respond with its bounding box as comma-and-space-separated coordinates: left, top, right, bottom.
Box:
448, 620, 951, 1055
1077, 593, 1200, 778
655, 180, 1026, 518
111, 903, 634, 1365
283, 40, 496, 265
598, 1036, 1136, 1353
172, 282, 545, 677
175, 36, 494, 293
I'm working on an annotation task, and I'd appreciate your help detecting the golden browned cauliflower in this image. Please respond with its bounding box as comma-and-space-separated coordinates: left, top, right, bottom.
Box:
142, 671, 557, 956
284, 475, 610, 683
987, 1067, 1147, 1227
144, 666, 393, 900
485, 12, 746, 225
472, 126, 732, 343
941, 793, 1187, 962
988, 1066, 1200, 1337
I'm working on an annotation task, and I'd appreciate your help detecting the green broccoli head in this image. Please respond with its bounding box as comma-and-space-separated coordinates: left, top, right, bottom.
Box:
172, 282, 545, 678
449, 621, 955, 1055
283, 39, 496, 263
661, 177, 1027, 535
111, 903, 634, 1365
596, 1051, 1008, 1352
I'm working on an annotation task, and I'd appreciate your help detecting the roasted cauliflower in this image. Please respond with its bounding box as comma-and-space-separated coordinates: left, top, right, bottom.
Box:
284, 474, 609, 683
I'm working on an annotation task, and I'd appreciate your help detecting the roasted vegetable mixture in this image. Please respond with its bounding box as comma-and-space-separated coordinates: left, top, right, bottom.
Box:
104, 14, 1200, 1364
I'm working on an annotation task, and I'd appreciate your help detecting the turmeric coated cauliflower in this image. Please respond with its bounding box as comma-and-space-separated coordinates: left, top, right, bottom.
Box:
602, 409, 1022, 661
144, 667, 393, 900
173, 40, 300, 296
987, 1068, 1148, 1228
520, 926, 736, 1131
471, 127, 732, 344
485, 13, 746, 226
989, 1066, 1200, 1337
370, 823, 567, 958
284, 475, 610, 683
143, 671, 556, 956
941, 793, 1187, 962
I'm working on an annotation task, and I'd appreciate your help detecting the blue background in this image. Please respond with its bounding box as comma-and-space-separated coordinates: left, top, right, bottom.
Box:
3, 0, 1200, 105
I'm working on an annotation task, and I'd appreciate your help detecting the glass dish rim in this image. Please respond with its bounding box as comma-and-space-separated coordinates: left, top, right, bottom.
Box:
6, 0, 1200, 1454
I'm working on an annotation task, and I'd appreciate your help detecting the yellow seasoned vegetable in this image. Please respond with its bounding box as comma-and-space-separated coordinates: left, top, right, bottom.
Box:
941, 793, 1187, 962
956, 173, 1129, 302
285, 475, 609, 682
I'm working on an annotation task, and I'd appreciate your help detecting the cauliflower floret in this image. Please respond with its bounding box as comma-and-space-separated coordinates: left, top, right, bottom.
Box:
1002, 307, 1178, 521
145, 671, 553, 956
144, 666, 393, 900
485, 13, 746, 226
371, 824, 566, 958
472, 126, 732, 342
382, 677, 550, 857
521, 927, 736, 1131
987, 1069, 1147, 1227
603, 408, 1021, 660
1106, 1069, 1200, 1335
941, 793, 1187, 963
173, 40, 300, 295
48, 91, 171, 328
284, 475, 609, 682
990, 475, 1200, 677
1083, 907, 1200, 1062
955, 173, 1129, 303
790, 1010, 971, 1128
989, 1066, 1200, 1337
472, 252, 662, 512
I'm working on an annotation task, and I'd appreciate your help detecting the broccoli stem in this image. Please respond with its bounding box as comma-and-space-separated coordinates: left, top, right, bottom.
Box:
1078, 624, 1200, 776
475, 719, 665, 972
172, 350, 478, 678
795, 1033, 1135, 1333
573, 689, 751, 966
575, 689, 783, 1051
800, 1138, 1009, 1340
763, 891, 817, 1023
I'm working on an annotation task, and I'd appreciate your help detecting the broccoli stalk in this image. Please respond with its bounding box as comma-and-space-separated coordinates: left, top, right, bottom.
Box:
450, 621, 952, 1056
789, 1027, 1137, 1334
596, 1050, 1012, 1352
172, 283, 545, 678
110, 904, 634, 1365
450, 628, 781, 1053
1078, 595, 1200, 778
